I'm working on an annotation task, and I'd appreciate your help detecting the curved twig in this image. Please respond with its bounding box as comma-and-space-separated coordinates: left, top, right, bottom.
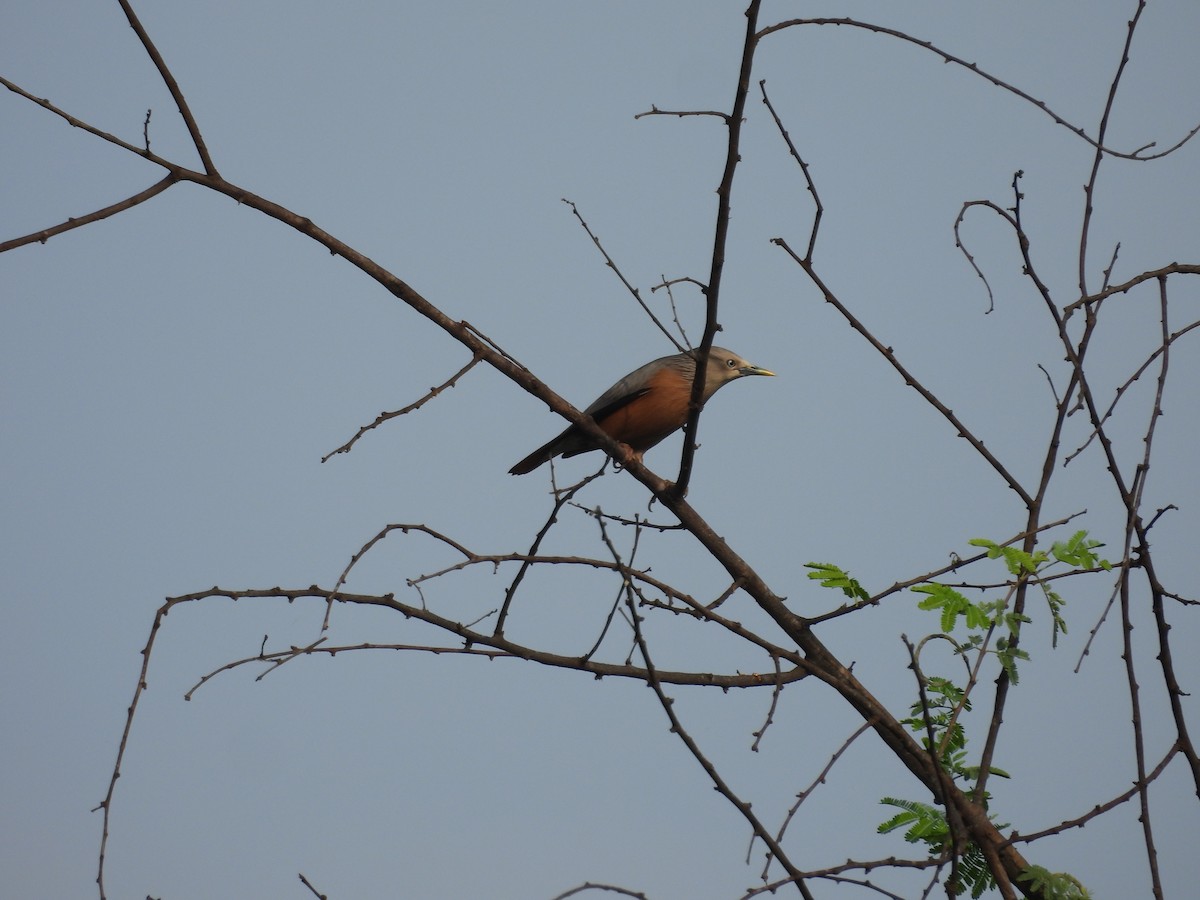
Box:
756, 16, 1200, 162
758, 79, 823, 263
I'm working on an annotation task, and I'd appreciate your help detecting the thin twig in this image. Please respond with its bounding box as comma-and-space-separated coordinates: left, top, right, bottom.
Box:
0, 176, 176, 253
758, 79, 823, 262
116, 0, 218, 173
759, 721, 873, 878
550, 882, 650, 900
749, 654, 785, 752
1065, 318, 1200, 465
298, 872, 328, 900
321, 354, 482, 462
756, 17, 1200, 162
495, 467, 605, 638
1007, 742, 1179, 845
773, 236, 1034, 509
1078, 1, 1145, 298
953, 199, 1020, 313
562, 198, 685, 351
623, 578, 815, 899
633, 105, 730, 123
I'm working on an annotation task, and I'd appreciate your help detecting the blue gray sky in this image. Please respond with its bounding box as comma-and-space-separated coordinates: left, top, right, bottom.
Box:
4, 2, 1199, 898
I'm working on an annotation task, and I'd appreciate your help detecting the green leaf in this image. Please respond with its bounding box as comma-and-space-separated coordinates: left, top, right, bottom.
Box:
960, 764, 1010, 780
911, 582, 973, 632
804, 562, 870, 601
877, 797, 947, 844
879, 796, 1008, 898
964, 602, 992, 630
1018, 865, 1093, 899
1051, 530, 1105, 568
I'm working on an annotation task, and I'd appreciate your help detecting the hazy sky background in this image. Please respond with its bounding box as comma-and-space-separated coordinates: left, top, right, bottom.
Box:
4, 2, 1199, 898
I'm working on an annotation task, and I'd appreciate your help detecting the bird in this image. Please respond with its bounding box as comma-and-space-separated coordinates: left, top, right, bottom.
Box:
509, 346, 774, 475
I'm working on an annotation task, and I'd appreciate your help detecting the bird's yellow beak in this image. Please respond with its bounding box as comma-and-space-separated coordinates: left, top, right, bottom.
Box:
738, 364, 775, 378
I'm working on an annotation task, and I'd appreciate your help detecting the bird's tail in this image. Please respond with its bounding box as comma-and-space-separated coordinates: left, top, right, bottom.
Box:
508, 436, 561, 475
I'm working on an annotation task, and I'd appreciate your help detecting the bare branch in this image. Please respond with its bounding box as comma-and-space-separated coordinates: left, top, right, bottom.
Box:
298, 872, 328, 900
1078, 1, 1147, 298
0, 176, 176, 253
321, 354, 482, 462
622, 579, 815, 899
773, 236, 1035, 508
1064, 262, 1200, 316
676, 0, 765, 496
756, 16, 1200, 162
1065, 318, 1200, 465
745, 853, 949, 899
562, 198, 686, 352
116, 0, 218, 173
551, 882, 650, 900
749, 653, 785, 752
0, 73, 174, 165
650, 276, 703, 346
633, 105, 730, 123
758, 79, 823, 262
1007, 742, 1179, 845
953, 199, 1020, 314
760, 721, 873, 877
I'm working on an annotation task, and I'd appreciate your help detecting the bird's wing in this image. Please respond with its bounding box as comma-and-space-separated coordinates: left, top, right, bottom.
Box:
551, 385, 652, 460
509, 359, 669, 473
582, 359, 663, 419
585, 385, 653, 422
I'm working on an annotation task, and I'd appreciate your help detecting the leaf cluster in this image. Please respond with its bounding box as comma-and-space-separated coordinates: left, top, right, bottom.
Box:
803, 561, 870, 602
808, 532, 1109, 896
966, 531, 1110, 648
876, 797, 996, 898
1018, 865, 1094, 899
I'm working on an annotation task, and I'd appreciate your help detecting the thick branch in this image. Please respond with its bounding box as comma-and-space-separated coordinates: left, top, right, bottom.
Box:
676, 0, 763, 495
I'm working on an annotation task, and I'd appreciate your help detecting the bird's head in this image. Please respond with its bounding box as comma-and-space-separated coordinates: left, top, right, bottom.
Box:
698, 346, 776, 396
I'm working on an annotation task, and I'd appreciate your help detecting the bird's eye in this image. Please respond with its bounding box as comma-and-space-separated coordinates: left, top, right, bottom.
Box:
725, 357, 737, 368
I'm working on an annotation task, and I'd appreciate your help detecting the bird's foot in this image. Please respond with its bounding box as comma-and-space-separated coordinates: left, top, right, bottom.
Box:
613, 443, 643, 469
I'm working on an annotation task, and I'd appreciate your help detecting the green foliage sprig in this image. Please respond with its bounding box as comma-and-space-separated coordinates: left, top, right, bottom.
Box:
806, 530, 1107, 897
1017, 865, 1093, 899
964, 530, 1110, 649
877, 796, 996, 898
803, 561, 870, 602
